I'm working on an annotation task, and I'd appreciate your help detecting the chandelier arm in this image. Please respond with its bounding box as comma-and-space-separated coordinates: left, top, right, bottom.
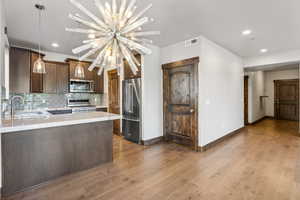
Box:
121, 17, 149, 34
131, 52, 141, 66
112, 0, 117, 16
124, 0, 136, 18
119, 0, 127, 20
118, 36, 152, 55
127, 4, 152, 25
95, 0, 114, 26
97, 65, 105, 75
82, 37, 108, 44
70, 0, 108, 30
119, 42, 138, 75
88, 40, 113, 71
69, 14, 106, 32
79, 39, 108, 61
131, 37, 153, 44
72, 42, 95, 54
111, 39, 119, 67
65, 28, 99, 34
129, 31, 160, 37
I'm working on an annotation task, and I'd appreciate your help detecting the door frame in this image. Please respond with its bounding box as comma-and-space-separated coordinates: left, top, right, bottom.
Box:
274, 79, 299, 121
162, 57, 199, 151
244, 76, 249, 125
107, 69, 121, 135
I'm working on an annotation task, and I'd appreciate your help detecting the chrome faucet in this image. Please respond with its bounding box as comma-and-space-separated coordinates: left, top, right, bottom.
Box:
10, 95, 25, 119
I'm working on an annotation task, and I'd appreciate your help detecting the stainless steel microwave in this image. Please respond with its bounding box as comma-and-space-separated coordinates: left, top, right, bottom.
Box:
69, 79, 94, 93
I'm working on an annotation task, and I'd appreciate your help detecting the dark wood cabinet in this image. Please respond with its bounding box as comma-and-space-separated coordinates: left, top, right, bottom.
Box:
43, 61, 69, 94
66, 59, 104, 94
124, 54, 141, 80
43, 62, 57, 94
9, 47, 31, 93
30, 52, 44, 93
56, 63, 69, 94
93, 68, 104, 94
96, 107, 108, 112
9, 47, 45, 93
67, 59, 93, 81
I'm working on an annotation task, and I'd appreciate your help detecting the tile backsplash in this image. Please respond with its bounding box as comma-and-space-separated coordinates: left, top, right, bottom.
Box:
7, 93, 106, 111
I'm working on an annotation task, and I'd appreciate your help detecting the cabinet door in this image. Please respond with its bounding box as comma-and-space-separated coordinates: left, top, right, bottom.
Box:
43, 62, 57, 94
124, 54, 141, 80
93, 68, 104, 94
83, 62, 94, 81
56, 63, 69, 94
30, 52, 43, 93
9, 47, 30, 93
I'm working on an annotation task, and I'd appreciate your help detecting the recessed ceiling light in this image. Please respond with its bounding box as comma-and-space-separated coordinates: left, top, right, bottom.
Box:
260, 48, 268, 53
242, 29, 252, 35
52, 43, 59, 48
88, 34, 96, 39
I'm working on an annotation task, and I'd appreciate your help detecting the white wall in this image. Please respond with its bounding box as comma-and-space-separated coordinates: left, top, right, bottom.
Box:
244, 49, 300, 68
247, 71, 265, 123
161, 36, 244, 147
141, 45, 162, 140
198, 37, 244, 146
264, 69, 299, 117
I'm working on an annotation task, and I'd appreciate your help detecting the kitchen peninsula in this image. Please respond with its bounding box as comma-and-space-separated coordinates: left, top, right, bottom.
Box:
0, 111, 120, 196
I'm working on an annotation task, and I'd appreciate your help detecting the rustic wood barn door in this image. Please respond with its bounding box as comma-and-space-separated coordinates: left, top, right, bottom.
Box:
162, 57, 199, 150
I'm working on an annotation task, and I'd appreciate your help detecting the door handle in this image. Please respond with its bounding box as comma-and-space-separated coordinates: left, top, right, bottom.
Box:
190, 109, 195, 113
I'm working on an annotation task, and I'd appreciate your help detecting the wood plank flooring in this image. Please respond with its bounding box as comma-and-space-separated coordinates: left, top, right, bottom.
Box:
4, 119, 300, 200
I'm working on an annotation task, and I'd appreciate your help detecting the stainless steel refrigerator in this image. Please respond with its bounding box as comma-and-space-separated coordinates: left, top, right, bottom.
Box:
122, 78, 141, 143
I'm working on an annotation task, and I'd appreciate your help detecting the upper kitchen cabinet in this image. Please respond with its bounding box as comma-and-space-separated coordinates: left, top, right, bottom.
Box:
43, 62, 57, 94
124, 54, 141, 80
9, 47, 45, 93
93, 68, 104, 94
56, 63, 69, 94
67, 59, 94, 81
30, 51, 44, 93
43, 61, 69, 94
66, 58, 104, 94
9, 47, 31, 93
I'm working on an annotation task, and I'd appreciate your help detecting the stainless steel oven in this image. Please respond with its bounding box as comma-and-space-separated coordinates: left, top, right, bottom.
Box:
69, 79, 94, 93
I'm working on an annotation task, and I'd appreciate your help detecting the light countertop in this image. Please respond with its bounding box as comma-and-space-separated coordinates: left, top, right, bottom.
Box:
0, 111, 120, 134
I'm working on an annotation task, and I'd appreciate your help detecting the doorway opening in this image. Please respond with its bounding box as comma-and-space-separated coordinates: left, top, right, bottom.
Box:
244, 64, 300, 135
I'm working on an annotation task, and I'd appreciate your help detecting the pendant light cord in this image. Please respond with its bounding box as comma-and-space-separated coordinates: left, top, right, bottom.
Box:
38, 8, 41, 59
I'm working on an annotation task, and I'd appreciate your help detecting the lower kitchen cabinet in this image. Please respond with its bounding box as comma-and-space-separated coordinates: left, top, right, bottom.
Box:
96, 107, 108, 112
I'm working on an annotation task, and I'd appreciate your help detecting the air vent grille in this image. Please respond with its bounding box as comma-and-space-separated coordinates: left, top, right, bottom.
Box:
185, 37, 199, 47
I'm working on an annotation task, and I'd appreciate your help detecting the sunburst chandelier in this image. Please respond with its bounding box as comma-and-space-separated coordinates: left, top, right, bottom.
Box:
67, 0, 160, 76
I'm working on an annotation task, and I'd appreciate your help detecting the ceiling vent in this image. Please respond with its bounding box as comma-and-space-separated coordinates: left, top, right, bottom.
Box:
185, 37, 199, 47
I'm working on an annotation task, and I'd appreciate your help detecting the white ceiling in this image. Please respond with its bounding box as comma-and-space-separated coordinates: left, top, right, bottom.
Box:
4, 0, 300, 57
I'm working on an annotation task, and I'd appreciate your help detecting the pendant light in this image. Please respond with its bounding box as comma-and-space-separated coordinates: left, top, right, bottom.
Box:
74, 62, 85, 78
33, 3, 46, 74
74, 22, 85, 79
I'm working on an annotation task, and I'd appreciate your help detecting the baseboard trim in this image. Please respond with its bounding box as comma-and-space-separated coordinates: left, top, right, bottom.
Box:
198, 127, 245, 152
250, 116, 274, 125
141, 136, 164, 146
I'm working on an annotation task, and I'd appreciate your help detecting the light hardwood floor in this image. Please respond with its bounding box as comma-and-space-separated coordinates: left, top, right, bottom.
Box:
4, 119, 300, 200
